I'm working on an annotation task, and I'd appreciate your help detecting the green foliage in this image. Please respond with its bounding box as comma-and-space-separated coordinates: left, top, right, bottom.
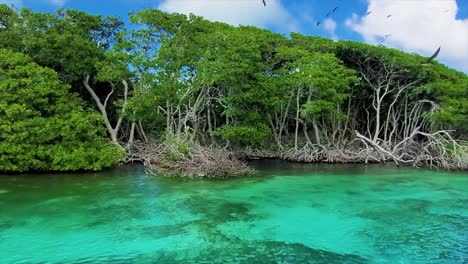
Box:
426, 63, 468, 136
214, 124, 271, 147
0, 49, 123, 172
127, 9, 466, 149
163, 133, 191, 162
1, 5, 467, 172
277, 45, 357, 120
0, 6, 123, 84
290, 33, 337, 53
335, 40, 467, 136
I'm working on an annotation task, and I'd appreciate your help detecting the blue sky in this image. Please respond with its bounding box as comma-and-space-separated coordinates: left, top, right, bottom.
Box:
3, 0, 468, 73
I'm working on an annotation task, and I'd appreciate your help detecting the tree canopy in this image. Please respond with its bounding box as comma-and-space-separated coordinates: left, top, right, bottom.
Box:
0, 49, 123, 172
0, 4, 466, 172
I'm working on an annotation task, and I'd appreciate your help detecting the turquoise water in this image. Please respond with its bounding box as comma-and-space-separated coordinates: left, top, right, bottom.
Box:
0, 161, 467, 263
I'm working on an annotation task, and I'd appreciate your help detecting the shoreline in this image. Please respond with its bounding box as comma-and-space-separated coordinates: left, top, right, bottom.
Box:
1, 143, 466, 176
1, 157, 466, 177
126, 142, 468, 179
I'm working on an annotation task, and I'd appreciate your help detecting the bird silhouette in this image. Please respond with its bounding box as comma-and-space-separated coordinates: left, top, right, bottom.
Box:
10, 4, 20, 12
316, 21, 321, 27
325, 7, 338, 18
262, 0, 266, 7
366, 11, 372, 16
442, 9, 449, 13
427, 47, 441, 62
378, 35, 391, 45
387, 15, 392, 18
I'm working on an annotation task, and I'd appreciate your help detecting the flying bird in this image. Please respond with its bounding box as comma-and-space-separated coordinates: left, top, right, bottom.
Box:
386, 15, 392, 18
366, 11, 372, 16
316, 21, 321, 27
427, 46, 441, 62
325, 7, 338, 17
378, 35, 391, 45
262, 0, 266, 7
10, 4, 20, 12
442, 9, 449, 13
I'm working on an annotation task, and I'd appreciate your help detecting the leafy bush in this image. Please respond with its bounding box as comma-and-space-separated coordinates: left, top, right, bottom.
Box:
0, 49, 123, 172
214, 124, 271, 147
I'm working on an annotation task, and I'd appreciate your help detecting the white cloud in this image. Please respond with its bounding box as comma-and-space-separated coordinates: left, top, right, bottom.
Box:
345, 0, 468, 72
323, 18, 337, 40
0, 0, 23, 8
45, 0, 68, 6
158, 0, 295, 30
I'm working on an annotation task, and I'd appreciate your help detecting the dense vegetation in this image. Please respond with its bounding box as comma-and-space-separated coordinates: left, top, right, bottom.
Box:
0, 5, 466, 174
0, 49, 123, 172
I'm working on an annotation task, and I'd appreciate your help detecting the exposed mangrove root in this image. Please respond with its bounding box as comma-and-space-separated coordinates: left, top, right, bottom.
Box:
238, 143, 382, 164
237, 134, 467, 170
125, 141, 164, 164
128, 140, 254, 179
236, 146, 279, 160
354, 129, 467, 170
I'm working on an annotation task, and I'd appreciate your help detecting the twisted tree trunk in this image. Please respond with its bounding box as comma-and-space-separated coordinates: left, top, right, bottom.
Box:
83, 75, 129, 148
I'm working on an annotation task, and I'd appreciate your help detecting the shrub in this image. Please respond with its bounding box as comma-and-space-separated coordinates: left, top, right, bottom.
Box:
0, 49, 123, 172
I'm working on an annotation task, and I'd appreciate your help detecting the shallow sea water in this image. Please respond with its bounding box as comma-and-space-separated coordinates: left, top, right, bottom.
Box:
0, 161, 467, 263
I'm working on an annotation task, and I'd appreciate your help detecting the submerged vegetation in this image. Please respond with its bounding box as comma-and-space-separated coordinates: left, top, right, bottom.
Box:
0, 5, 466, 175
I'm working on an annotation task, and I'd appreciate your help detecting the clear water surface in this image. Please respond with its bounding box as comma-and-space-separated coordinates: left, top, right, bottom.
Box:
0, 161, 467, 263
